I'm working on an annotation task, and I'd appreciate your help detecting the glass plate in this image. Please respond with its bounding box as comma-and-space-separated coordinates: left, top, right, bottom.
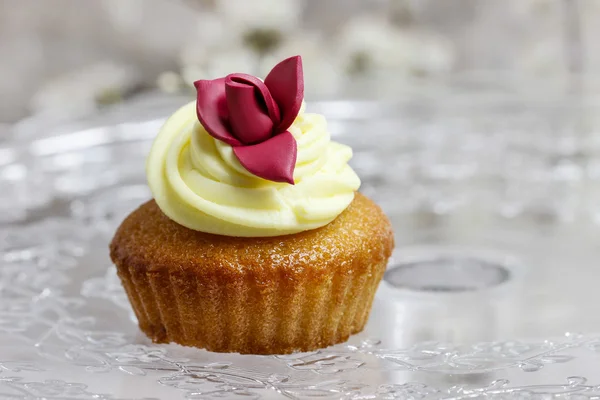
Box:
2, 93, 600, 399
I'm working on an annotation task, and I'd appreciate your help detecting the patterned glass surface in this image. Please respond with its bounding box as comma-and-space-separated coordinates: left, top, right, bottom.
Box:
2, 94, 600, 399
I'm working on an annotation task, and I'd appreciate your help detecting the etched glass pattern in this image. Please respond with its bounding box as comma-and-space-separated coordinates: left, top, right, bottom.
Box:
2, 96, 600, 399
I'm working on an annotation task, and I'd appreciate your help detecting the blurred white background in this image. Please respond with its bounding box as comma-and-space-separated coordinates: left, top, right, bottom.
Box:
0, 0, 596, 124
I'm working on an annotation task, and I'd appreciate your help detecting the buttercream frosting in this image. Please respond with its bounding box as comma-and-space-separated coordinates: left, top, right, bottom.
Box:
146, 101, 361, 237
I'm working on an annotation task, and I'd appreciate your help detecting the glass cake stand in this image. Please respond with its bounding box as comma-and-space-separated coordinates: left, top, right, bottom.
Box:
3, 90, 600, 399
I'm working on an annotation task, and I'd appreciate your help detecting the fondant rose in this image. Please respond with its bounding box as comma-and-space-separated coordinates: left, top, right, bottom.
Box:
194, 56, 304, 184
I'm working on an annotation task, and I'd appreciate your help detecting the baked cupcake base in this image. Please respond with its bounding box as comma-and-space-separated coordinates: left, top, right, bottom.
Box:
110, 193, 394, 354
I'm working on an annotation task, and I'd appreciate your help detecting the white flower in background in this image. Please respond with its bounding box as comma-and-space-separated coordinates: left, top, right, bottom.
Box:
30, 62, 139, 117
178, 1, 299, 89
178, 0, 305, 89
171, 2, 456, 97
336, 16, 455, 77
181, 47, 259, 85
215, 0, 302, 33
179, 12, 240, 68
260, 33, 343, 97
336, 16, 410, 73
179, 11, 260, 87
156, 71, 183, 94
215, 0, 302, 56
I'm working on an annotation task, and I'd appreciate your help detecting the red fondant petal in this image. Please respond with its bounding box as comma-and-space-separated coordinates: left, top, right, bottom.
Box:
233, 131, 297, 184
264, 55, 304, 132
194, 78, 240, 147
225, 76, 275, 145
227, 73, 281, 124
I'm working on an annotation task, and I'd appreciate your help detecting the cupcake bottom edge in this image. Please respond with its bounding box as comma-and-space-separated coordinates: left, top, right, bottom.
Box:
115, 260, 386, 355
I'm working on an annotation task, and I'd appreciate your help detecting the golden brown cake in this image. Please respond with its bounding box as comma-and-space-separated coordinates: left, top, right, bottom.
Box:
110, 56, 394, 354
110, 193, 393, 354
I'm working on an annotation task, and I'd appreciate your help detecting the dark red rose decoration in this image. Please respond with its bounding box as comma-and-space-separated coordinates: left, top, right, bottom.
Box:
194, 56, 304, 184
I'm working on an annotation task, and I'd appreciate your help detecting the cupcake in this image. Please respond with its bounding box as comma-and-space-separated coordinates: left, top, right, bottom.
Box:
110, 56, 394, 354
